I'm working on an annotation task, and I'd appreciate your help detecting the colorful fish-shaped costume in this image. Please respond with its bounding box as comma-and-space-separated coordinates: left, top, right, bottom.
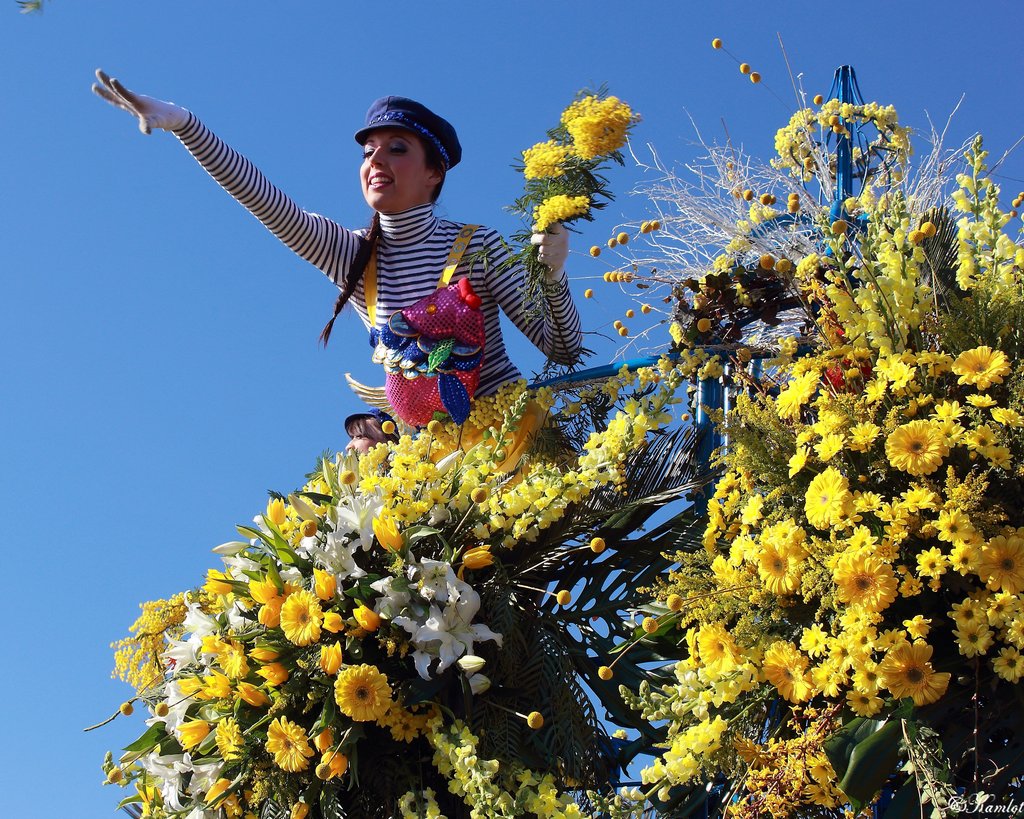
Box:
368, 226, 484, 427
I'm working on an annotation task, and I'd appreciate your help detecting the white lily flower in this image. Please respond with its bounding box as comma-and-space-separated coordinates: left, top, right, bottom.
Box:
371, 576, 411, 620
140, 751, 189, 811
332, 490, 382, 551
407, 599, 502, 678
188, 759, 224, 795
412, 558, 459, 604
307, 530, 365, 580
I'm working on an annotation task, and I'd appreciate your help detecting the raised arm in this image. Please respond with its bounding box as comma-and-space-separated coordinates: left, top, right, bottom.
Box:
91, 70, 361, 285
483, 224, 583, 365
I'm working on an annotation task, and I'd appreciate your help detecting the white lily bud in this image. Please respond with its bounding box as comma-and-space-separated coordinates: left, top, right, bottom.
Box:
211, 541, 249, 555
288, 493, 319, 521
468, 673, 491, 695
457, 655, 486, 674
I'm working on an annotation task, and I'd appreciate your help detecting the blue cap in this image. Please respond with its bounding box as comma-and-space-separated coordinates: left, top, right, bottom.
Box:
345, 408, 396, 434
354, 96, 461, 170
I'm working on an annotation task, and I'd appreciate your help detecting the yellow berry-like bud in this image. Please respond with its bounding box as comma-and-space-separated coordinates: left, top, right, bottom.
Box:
640, 304, 651, 314
616, 232, 630, 245
607, 237, 617, 249
590, 536, 606, 553
831, 219, 848, 235
749, 72, 761, 84
106, 767, 124, 784
828, 114, 841, 127
696, 318, 713, 333
618, 326, 629, 337
527, 711, 544, 729
555, 590, 572, 606
154, 702, 170, 718
119, 702, 134, 717
603, 272, 612, 282
427, 419, 443, 435
584, 288, 594, 298
813, 94, 824, 105
759, 253, 775, 270
316, 763, 332, 781
908, 229, 925, 245
739, 63, 751, 75
625, 309, 635, 318
470, 487, 488, 504
649, 220, 660, 230
641, 616, 659, 634
300, 519, 318, 539
598, 665, 614, 680
666, 593, 683, 612
640, 220, 652, 233
774, 258, 792, 274
613, 320, 623, 330
742, 189, 754, 201
589, 246, 601, 257
340, 470, 357, 486
711, 37, 722, 48
920, 221, 937, 238
788, 200, 800, 213
736, 347, 752, 363
380, 420, 396, 435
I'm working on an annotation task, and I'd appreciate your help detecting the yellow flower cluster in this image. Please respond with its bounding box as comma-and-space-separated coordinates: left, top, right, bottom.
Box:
111, 592, 189, 691
532, 194, 590, 233
522, 140, 572, 179
560, 94, 639, 160
772, 98, 911, 183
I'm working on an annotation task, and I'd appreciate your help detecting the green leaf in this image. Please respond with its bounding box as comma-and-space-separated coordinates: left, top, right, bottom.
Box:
824, 716, 884, 778
122, 723, 165, 754
837, 719, 903, 811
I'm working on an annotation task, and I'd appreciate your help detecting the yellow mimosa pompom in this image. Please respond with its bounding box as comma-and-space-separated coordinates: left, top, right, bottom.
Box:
527, 711, 545, 729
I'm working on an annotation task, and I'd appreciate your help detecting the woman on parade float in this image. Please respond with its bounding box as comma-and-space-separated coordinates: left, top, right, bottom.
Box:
92, 71, 583, 428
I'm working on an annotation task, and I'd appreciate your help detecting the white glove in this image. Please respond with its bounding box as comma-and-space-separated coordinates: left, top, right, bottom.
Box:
91, 69, 190, 135
530, 222, 569, 280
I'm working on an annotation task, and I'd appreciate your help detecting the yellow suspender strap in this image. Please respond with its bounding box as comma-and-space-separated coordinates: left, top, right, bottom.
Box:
365, 224, 479, 327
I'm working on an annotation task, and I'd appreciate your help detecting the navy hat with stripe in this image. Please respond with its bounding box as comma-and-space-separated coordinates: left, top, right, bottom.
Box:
354, 96, 462, 170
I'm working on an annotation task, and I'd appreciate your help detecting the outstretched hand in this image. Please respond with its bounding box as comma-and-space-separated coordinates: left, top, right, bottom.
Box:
530, 222, 570, 279
91, 69, 189, 135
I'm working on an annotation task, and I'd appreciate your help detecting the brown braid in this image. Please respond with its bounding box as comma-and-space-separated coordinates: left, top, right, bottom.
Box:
319, 211, 382, 346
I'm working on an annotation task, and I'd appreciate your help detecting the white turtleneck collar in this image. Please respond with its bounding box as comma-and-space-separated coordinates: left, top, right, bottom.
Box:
378, 203, 439, 247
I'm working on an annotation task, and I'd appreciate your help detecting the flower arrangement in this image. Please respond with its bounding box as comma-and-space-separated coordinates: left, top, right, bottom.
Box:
98, 369, 708, 818
587, 79, 1024, 814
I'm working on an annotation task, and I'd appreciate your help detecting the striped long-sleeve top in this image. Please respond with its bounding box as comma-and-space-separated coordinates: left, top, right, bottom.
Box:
172, 114, 583, 396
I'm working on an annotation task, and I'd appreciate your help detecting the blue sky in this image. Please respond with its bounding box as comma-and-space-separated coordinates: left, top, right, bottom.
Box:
3, 2, 1023, 816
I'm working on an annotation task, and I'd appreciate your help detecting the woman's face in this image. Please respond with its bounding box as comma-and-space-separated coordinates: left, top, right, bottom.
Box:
360, 128, 442, 214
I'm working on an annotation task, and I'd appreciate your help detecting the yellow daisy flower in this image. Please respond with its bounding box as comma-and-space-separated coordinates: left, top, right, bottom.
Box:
804, 467, 851, 530
833, 552, 898, 612
280, 590, 324, 647
977, 535, 1024, 594
334, 664, 393, 722
952, 346, 1010, 390
885, 420, 948, 476
761, 641, 814, 703
879, 641, 950, 705
265, 716, 315, 773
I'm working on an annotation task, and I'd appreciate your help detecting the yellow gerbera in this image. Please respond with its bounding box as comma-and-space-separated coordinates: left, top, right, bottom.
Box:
879, 641, 950, 705
280, 590, 324, 647
804, 467, 851, 530
885, 420, 947, 476
977, 535, 1024, 594
952, 345, 1010, 390
761, 641, 814, 703
846, 688, 883, 717
696, 623, 742, 671
833, 552, 898, 612
757, 541, 803, 594
265, 716, 315, 773
215, 716, 243, 761
334, 664, 393, 722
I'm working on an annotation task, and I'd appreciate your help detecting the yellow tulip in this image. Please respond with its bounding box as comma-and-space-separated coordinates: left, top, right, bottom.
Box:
257, 662, 289, 686
205, 778, 231, 805
461, 545, 494, 572
266, 498, 287, 526
313, 727, 335, 753
248, 578, 280, 605
249, 646, 279, 662
236, 682, 270, 708
353, 605, 381, 632
320, 643, 343, 676
178, 720, 210, 750
372, 515, 404, 552
323, 611, 345, 633
314, 568, 337, 601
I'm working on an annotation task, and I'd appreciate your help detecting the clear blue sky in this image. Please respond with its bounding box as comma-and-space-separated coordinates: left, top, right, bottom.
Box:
3, 2, 1022, 816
